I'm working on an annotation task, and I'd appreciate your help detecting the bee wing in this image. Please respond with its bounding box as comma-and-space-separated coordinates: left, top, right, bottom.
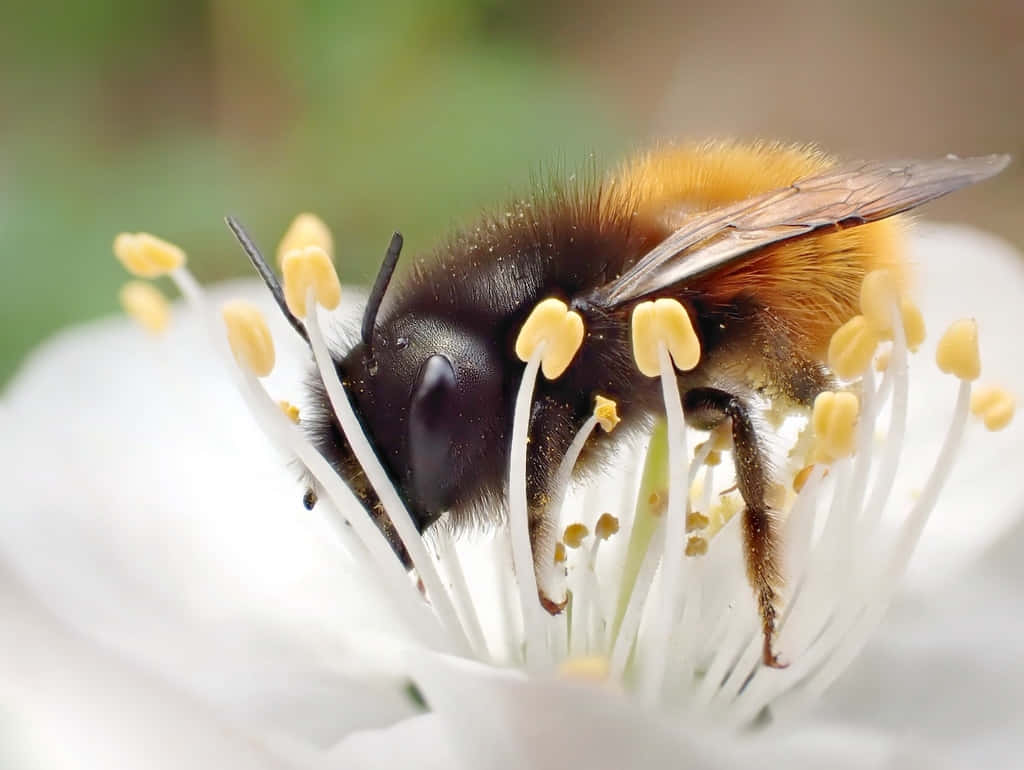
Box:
595, 154, 1010, 307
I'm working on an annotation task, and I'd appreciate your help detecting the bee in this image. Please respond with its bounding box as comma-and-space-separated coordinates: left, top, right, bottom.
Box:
227, 141, 1007, 666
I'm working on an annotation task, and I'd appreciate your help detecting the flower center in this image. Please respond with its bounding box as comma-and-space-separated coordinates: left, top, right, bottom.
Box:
112, 216, 1015, 726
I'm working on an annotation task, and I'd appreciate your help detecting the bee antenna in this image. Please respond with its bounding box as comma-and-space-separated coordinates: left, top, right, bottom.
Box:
361, 232, 403, 350
224, 216, 311, 346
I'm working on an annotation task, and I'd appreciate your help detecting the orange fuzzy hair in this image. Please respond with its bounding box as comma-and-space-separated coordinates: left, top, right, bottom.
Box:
617, 140, 909, 355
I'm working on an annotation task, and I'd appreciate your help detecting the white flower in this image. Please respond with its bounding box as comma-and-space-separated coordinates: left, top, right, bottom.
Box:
1, 224, 1022, 768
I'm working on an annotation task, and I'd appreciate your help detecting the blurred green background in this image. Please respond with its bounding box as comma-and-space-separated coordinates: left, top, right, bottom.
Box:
2, 0, 1021, 385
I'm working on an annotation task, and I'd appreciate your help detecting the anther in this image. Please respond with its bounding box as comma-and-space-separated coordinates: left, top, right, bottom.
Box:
936, 318, 981, 381
793, 464, 826, 493
686, 512, 709, 532
514, 298, 585, 379
630, 298, 701, 377
685, 536, 708, 557
594, 513, 619, 540
277, 213, 333, 266
553, 542, 567, 564
812, 391, 860, 462
874, 348, 892, 372
900, 298, 926, 351
970, 385, 1015, 431
563, 523, 589, 549
558, 655, 611, 682
282, 245, 342, 317
221, 300, 276, 377
278, 400, 301, 424
593, 395, 621, 432
113, 232, 186, 278
859, 269, 899, 334
828, 315, 880, 380
119, 281, 170, 333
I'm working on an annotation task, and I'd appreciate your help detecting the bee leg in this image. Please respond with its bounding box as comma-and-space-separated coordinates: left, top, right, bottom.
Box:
525, 395, 579, 615
682, 387, 786, 669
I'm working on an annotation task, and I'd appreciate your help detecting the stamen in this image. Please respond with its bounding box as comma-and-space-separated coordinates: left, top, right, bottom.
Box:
302, 288, 472, 657
278, 400, 301, 424
594, 395, 621, 432
630, 298, 701, 377
900, 298, 926, 352
281, 246, 342, 317
811, 391, 860, 462
686, 512, 709, 532
594, 513, 620, 540
113, 232, 186, 277
936, 318, 981, 380
221, 300, 276, 378
553, 543, 567, 564
277, 212, 334, 265
514, 298, 585, 379
685, 536, 708, 557
970, 385, 1016, 431
558, 655, 611, 683
859, 269, 898, 334
827, 315, 881, 380
563, 523, 589, 549
119, 281, 170, 334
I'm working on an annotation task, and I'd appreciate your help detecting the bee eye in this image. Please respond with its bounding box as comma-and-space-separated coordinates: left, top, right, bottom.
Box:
408, 353, 458, 520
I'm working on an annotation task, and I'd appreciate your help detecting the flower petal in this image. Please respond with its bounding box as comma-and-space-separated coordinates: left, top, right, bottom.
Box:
0, 568, 311, 770
0, 280, 415, 745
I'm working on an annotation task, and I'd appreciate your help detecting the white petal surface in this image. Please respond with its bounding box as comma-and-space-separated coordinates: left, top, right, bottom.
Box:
328, 652, 953, 770
821, 511, 1024, 769
897, 225, 1024, 591
0, 569, 306, 770
0, 281, 415, 745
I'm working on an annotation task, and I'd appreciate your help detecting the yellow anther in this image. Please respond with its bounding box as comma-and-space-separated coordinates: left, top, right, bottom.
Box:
222, 300, 276, 378
859, 270, 899, 334
563, 523, 589, 549
709, 424, 732, 451
278, 400, 301, 424
703, 448, 722, 466
119, 281, 170, 334
900, 298, 926, 352
792, 464, 827, 493
553, 542, 567, 564
113, 232, 186, 278
594, 513, 620, 539
828, 315, 881, 380
277, 213, 334, 265
281, 245, 342, 317
874, 347, 892, 372
686, 512, 709, 532
558, 655, 610, 683
593, 395, 621, 432
514, 298, 585, 379
812, 391, 860, 462
631, 298, 701, 377
970, 385, 1015, 431
685, 536, 708, 557
936, 318, 980, 381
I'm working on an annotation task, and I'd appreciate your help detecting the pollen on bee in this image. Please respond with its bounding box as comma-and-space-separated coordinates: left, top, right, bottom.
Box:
281, 245, 342, 317
630, 298, 701, 377
563, 523, 589, 549
811, 391, 860, 462
936, 318, 981, 381
277, 212, 334, 266
221, 300, 276, 378
828, 315, 881, 381
514, 297, 585, 379
970, 385, 1016, 431
119, 281, 170, 334
113, 232, 186, 278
